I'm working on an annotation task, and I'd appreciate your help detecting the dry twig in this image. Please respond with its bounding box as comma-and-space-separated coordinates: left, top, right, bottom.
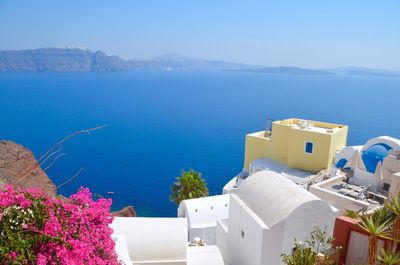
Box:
42, 153, 66, 172
56, 168, 84, 189
13, 124, 107, 185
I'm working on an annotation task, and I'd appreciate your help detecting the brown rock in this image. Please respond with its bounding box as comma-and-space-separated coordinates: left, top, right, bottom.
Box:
0, 140, 57, 196
112, 206, 137, 217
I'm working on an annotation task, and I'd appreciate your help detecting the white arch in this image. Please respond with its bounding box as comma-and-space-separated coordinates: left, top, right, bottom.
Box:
361, 136, 400, 153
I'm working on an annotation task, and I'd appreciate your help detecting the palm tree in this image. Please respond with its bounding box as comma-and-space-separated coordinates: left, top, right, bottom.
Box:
358, 213, 392, 265
346, 197, 400, 265
385, 196, 400, 251
170, 169, 208, 206
378, 248, 400, 265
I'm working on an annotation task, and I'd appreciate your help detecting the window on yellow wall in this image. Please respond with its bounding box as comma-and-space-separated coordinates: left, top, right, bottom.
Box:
305, 142, 313, 154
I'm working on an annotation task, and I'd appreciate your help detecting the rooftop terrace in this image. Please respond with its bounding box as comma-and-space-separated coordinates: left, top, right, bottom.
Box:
275, 118, 347, 135
309, 173, 386, 215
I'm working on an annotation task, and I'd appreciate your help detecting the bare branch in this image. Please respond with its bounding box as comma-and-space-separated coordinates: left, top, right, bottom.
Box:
13, 124, 107, 185
37, 124, 107, 163
39, 147, 63, 167
56, 168, 84, 189
42, 153, 66, 172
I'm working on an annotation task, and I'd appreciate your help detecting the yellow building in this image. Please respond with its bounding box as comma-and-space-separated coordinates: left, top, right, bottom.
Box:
243, 118, 348, 173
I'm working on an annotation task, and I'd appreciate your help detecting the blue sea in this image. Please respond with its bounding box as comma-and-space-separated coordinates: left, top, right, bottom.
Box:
0, 71, 399, 216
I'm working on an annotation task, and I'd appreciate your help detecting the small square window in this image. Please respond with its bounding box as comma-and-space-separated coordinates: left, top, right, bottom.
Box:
305, 142, 313, 154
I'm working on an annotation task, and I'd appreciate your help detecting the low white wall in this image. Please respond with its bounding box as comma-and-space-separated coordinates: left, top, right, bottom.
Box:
179, 195, 229, 245
111, 217, 187, 265
390, 172, 400, 197
188, 226, 216, 245
112, 234, 132, 264
228, 195, 266, 265
223, 177, 238, 194
282, 200, 338, 256
261, 222, 284, 265
352, 168, 378, 190
309, 176, 369, 215
238, 207, 265, 265
178, 195, 229, 227
226, 196, 241, 265
216, 219, 229, 264
187, 245, 225, 265
134, 262, 185, 265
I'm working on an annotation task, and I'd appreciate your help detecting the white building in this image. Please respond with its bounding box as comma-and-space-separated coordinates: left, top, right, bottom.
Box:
310, 136, 400, 214
109, 124, 400, 265
334, 136, 400, 190
180, 171, 338, 265
178, 194, 230, 245
111, 217, 224, 265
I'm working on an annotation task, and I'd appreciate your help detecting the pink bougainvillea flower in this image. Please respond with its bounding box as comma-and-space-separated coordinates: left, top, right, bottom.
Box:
0, 185, 121, 265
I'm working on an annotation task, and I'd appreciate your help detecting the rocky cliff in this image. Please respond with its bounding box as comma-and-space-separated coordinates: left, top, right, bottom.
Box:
0, 140, 57, 195
112, 206, 137, 217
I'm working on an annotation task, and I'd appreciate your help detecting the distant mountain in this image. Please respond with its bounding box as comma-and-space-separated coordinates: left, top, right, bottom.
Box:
227, 66, 333, 75
0, 48, 152, 72
0, 48, 259, 72
153, 53, 261, 71
324, 67, 400, 77
0, 48, 399, 77
236, 66, 400, 77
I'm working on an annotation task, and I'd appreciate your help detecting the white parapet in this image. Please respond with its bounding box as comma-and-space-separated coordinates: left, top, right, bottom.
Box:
178, 194, 230, 245
390, 172, 400, 198
309, 175, 372, 215
187, 245, 224, 265
111, 217, 188, 265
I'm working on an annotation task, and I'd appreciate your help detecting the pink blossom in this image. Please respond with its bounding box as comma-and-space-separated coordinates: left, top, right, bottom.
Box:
0, 185, 120, 264
37, 253, 47, 265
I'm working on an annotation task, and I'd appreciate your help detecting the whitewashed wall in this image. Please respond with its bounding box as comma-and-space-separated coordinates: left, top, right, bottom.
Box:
222, 195, 266, 265
111, 217, 187, 265
282, 200, 338, 256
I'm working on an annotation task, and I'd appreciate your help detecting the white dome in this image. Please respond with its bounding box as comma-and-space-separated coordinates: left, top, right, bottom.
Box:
236, 170, 326, 227
362, 136, 400, 152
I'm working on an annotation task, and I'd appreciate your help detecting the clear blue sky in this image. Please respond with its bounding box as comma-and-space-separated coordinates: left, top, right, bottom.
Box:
0, 0, 399, 70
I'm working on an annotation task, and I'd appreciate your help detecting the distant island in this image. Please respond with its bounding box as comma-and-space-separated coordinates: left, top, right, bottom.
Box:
0, 48, 258, 72
0, 48, 399, 77
226, 67, 333, 75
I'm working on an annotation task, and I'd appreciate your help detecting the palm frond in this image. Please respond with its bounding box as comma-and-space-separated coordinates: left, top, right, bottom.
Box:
359, 215, 392, 240
378, 248, 400, 265
169, 169, 209, 206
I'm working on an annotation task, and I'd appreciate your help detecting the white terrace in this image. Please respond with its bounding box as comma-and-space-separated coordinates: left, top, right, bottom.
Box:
111, 217, 224, 265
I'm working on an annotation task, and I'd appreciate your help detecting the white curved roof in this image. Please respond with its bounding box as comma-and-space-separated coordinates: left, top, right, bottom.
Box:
236, 170, 326, 227
187, 245, 225, 265
179, 195, 230, 228
362, 136, 400, 152
111, 217, 187, 263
